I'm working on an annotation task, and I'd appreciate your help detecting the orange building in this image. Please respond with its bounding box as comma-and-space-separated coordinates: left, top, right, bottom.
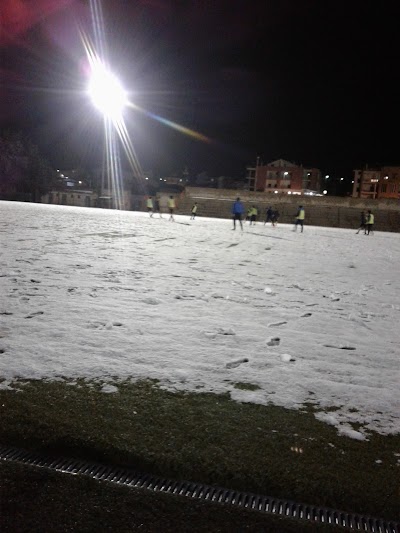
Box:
352, 165, 400, 199
379, 166, 400, 199
247, 159, 321, 195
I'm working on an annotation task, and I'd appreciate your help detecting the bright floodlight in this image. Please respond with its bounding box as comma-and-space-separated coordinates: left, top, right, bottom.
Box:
88, 62, 127, 120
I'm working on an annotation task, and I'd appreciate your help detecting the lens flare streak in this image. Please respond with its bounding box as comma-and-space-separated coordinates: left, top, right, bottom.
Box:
128, 102, 212, 144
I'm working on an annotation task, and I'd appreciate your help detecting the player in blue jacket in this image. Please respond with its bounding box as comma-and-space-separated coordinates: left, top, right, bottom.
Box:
232, 197, 245, 230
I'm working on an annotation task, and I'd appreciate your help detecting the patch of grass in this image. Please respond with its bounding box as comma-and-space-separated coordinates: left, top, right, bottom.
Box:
0, 379, 399, 522
233, 382, 261, 391
0, 462, 346, 533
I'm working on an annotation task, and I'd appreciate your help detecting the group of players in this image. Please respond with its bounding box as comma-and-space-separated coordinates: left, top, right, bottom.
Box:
145, 195, 308, 232
146, 196, 375, 235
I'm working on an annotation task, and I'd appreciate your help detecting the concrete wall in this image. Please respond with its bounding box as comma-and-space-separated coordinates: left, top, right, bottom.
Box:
42, 190, 97, 208
177, 188, 400, 232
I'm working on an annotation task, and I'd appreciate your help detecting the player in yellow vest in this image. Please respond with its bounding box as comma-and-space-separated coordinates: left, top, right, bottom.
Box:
365, 210, 374, 235
249, 206, 258, 225
293, 206, 305, 232
168, 196, 175, 221
190, 203, 198, 220
146, 196, 154, 217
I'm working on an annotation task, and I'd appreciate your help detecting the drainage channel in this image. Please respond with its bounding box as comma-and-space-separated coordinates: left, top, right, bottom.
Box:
1, 446, 398, 532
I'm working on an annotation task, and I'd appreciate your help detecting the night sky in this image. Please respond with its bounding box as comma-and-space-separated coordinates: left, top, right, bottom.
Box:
1, 0, 399, 180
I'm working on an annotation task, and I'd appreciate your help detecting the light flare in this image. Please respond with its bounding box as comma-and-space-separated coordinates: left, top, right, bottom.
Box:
88, 61, 128, 120
128, 102, 212, 144
86, 0, 213, 209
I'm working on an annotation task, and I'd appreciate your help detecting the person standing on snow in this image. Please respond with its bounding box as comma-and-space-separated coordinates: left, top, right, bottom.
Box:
271, 209, 280, 227
365, 210, 374, 235
293, 205, 305, 232
264, 206, 273, 225
167, 196, 176, 221
146, 196, 154, 217
232, 197, 245, 230
249, 205, 258, 225
190, 203, 198, 220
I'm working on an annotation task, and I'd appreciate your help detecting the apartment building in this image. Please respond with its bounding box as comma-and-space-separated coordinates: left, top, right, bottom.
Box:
247, 159, 321, 195
352, 165, 400, 199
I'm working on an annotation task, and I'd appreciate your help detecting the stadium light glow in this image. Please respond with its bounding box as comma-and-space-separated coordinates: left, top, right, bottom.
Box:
88, 61, 127, 120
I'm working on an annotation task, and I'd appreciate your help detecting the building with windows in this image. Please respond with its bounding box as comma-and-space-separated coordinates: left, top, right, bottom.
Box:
352, 167, 381, 199
352, 165, 400, 199
42, 189, 98, 207
379, 166, 400, 199
247, 159, 321, 195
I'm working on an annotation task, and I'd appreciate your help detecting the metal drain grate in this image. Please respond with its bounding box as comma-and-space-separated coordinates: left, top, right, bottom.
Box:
1, 445, 398, 532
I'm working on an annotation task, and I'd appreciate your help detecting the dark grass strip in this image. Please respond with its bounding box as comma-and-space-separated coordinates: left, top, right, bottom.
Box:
0, 379, 399, 522
0, 461, 348, 533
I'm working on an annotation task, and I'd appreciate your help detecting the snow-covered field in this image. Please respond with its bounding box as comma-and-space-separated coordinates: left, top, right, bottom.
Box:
1, 201, 399, 440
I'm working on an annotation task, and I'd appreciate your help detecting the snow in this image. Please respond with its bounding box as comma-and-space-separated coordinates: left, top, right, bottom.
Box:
0, 201, 399, 439
101, 384, 119, 394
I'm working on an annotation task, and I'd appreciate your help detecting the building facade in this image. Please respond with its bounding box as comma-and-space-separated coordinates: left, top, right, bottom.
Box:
247, 159, 321, 195
352, 165, 400, 199
42, 189, 98, 207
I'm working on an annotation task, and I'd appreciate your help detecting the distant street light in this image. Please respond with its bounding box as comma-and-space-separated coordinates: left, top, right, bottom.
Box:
323, 190, 327, 195
340, 178, 344, 181
325, 175, 329, 179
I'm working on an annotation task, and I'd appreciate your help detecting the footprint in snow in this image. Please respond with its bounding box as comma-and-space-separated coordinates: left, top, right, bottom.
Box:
290, 284, 305, 291
267, 337, 280, 346
142, 297, 162, 305
226, 358, 248, 369
268, 321, 287, 327
25, 311, 44, 319
204, 328, 236, 338
301, 313, 312, 318
323, 344, 356, 350
87, 321, 123, 330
